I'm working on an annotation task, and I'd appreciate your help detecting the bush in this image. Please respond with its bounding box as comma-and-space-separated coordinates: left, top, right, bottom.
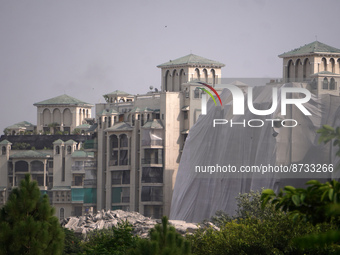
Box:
189, 190, 336, 255
81, 220, 139, 255
129, 216, 191, 255
63, 228, 83, 255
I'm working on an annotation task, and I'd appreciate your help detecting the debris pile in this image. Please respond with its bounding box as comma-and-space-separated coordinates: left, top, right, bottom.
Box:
61, 210, 202, 238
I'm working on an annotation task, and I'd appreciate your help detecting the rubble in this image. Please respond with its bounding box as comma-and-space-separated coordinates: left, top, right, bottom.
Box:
61, 210, 204, 239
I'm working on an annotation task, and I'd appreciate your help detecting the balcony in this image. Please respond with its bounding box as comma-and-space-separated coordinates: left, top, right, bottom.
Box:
141, 140, 163, 147
141, 158, 162, 165
84, 179, 97, 186
72, 181, 84, 187
72, 165, 85, 171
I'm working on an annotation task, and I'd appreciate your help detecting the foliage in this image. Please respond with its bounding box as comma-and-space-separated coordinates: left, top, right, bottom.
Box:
188, 216, 335, 255
72, 128, 81, 135
55, 130, 63, 135
12, 142, 31, 150
129, 216, 191, 255
317, 125, 340, 160
81, 220, 139, 255
0, 174, 64, 255
261, 180, 340, 251
211, 190, 280, 227
103, 95, 109, 103
63, 228, 83, 255
190, 190, 336, 255
261, 180, 340, 225
3, 128, 10, 135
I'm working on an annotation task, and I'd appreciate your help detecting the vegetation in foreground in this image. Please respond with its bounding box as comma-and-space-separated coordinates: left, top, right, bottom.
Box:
0, 174, 64, 255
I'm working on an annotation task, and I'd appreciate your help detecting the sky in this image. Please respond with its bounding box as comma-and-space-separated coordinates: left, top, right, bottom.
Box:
1, 0, 340, 133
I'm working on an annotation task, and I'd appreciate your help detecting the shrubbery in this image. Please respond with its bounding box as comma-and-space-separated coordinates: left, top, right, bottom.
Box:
189, 190, 336, 255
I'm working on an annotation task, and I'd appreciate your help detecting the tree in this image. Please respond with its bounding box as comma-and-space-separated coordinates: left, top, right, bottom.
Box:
48, 122, 59, 135
129, 216, 191, 255
317, 125, 340, 168
0, 174, 64, 255
72, 128, 81, 135
82, 220, 139, 255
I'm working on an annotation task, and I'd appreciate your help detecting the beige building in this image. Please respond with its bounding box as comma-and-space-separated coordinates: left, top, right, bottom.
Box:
279, 41, 340, 96
34, 94, 93, 134
1, 42, 339, 219
95, 54, 225, 218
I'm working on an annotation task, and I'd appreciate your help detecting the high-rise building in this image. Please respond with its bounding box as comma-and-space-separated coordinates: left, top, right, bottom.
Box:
1, 42, 339, 219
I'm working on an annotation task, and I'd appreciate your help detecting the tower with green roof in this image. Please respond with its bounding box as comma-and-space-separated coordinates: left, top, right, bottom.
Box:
279, 41, 340, 96
34, 94, 93, 134
157, 54, 225, 92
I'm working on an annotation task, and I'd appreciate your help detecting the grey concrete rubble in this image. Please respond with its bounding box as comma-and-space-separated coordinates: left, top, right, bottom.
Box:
61, 210, 207, 239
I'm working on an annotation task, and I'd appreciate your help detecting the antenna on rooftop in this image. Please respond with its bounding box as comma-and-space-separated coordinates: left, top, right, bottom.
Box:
315, 35, 318, 41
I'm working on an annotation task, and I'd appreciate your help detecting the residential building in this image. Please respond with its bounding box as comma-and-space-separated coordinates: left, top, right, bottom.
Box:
1, 42, 339, 219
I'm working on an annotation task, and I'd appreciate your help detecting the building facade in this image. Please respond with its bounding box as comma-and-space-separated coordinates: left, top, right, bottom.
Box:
1, 43, 340, 219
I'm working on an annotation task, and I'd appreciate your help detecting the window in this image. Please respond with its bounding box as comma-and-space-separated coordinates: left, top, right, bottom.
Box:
112, 187, 130, 204
119, 150, 128, 165
142, 167, 163, 183
144, 205, 163, 219
112, 171, 130, 185
323, 78, 329, 89
56, 146, 60, 155
183, 111, 188, 120
74, 206, 82, 217
120, 134, 128, 147
1, 146, 6, 155
141, 186, 163, 201
60, 208, 64, 220
194, 88, 200, 98
67, 146, 71, 154
330, 78, 336, 90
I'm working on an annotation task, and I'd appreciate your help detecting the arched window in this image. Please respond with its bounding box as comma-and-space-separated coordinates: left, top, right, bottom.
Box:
56, 146, 60, 155
60, 208, 64, 220
287, 59, 294, 82
322, 58, 327, 72
111, 135, 118, 148
211, 69, 216, 85
203, 69, 208, 82
295, 59, 301, 81
323, 77, 329, 89
303, 58, 310, 80
31, 161, 44, 172
15, 161, 28, 172
195, 68, 200, 81
311, 78, 317, 90
172, 69, 177, 91
164, 70, 170, 91
330, 58, 335, 73
330, 78, 336, 90
120, 134, 128, 147
179, 69, 185, 91
1, 146, 6, 155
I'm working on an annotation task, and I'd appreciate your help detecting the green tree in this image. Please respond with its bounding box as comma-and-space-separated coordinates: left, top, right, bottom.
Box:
129, 216, 191, 255
48, 122, 59, 135
0, 174, 64, 255
3, 128, 10, 135
82, 220, 139, 255
317, 124, 340, 168
63, 228, 83, 255
72, 128, 81, 135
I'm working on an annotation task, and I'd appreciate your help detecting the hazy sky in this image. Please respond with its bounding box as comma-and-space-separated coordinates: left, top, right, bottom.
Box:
1, 0, 340, 133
